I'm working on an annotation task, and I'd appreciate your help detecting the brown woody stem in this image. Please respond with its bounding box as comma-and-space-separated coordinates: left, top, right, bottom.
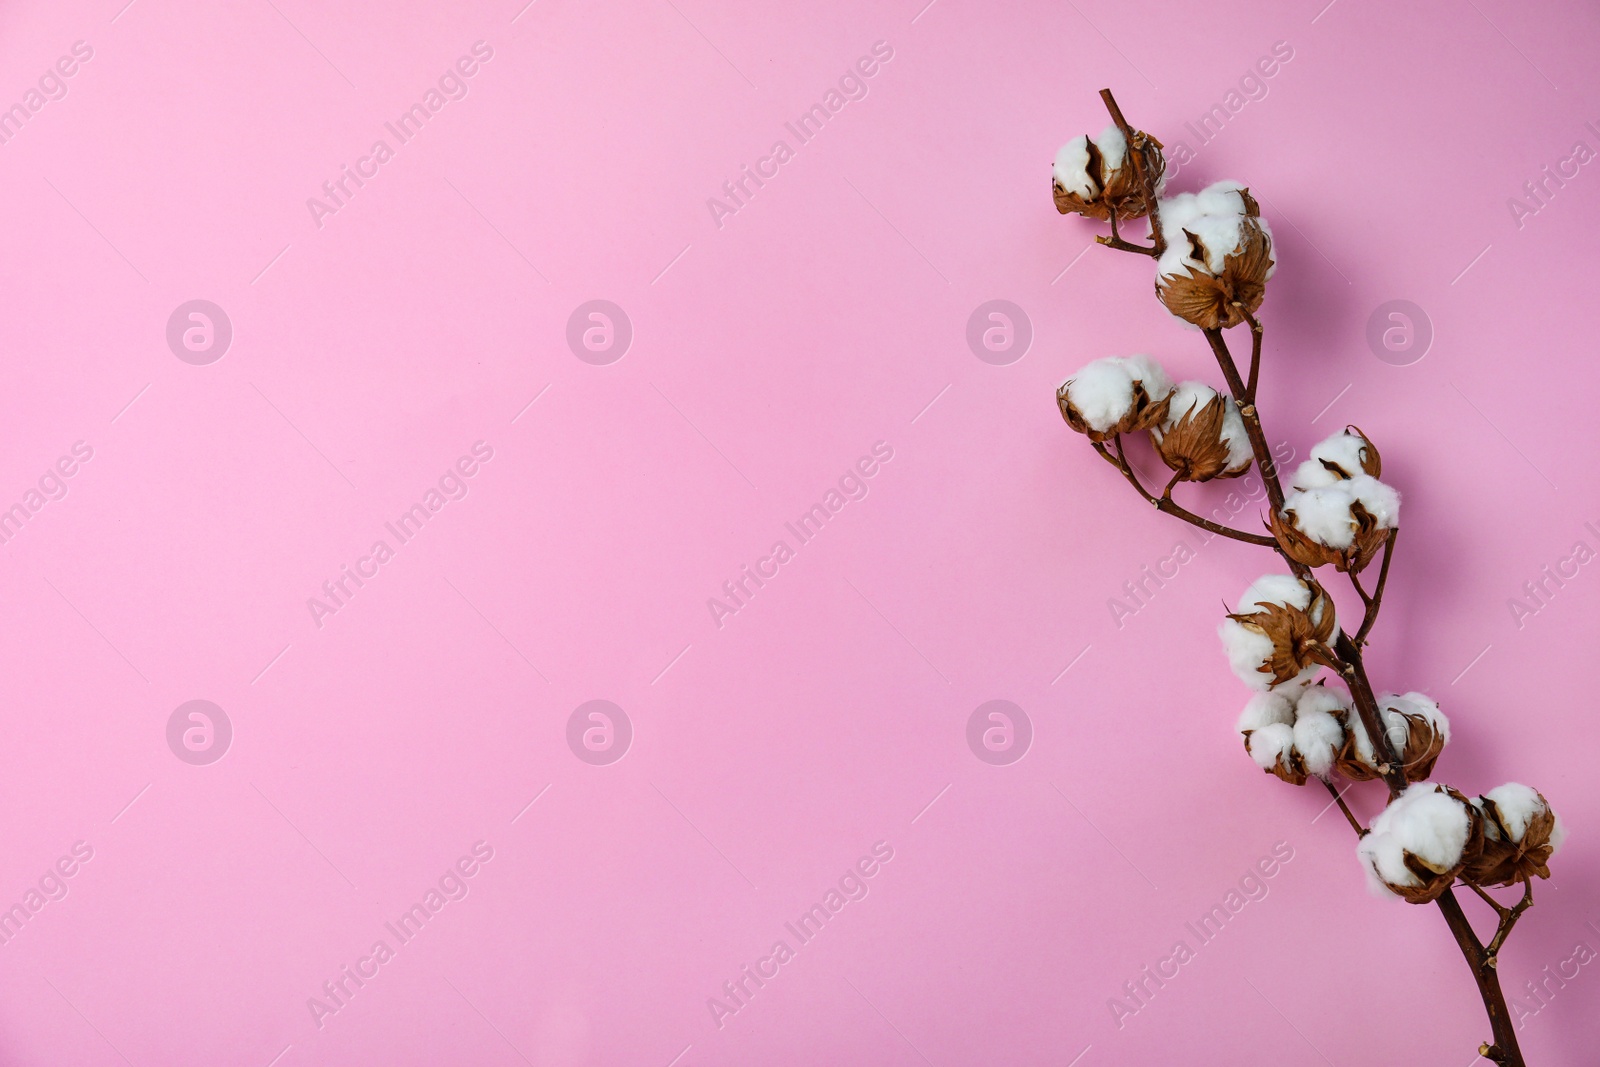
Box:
1240, 307, 1264, 402
1436, 888, 1526, 1065
1099, 88, 1165, 256
1354, 530, 1397, 646
1321, 778, 1365, 836
1099, 205, 1158, 256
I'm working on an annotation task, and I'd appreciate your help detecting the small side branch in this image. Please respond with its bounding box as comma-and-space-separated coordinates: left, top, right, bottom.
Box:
1240, 306, 1264, 402
1093, 439, 1277, 548
1354, 529, 1397, 646
1097, 205, 1158, 256
1321, 778, 1365, 836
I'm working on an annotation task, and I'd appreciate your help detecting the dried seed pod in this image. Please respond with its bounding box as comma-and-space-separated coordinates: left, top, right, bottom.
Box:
1336, 692, 1449, 784
1052, 125, 1166, 220
1219, 575, 1337, 690
1464, 785, 1564, 886
1056, 355, 1173, 442
1155, 211, 1275, 330
1151, 382, 1252, 482
1358, 783, 1483, 905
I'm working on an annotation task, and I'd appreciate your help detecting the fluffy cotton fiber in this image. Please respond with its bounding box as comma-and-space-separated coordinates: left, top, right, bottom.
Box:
1236, 691, 1296, 733
1282, 475, 1400, 549
1053, 136, 1096, 200
1292, 686, 1349, 777
1060, 354, 1173, 434
1358, 783, 1472, 896
1291, 429, 1376, 491
1053, 125, 1133, 200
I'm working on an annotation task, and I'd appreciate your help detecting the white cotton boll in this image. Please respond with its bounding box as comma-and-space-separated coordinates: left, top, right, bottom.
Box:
1235, 573, 1311, 614
1053, 136, 1096, 200
1219, 620, 1277, 692
1093, 124, 1127, 171
1156, 240, 1199, 284
1162, 380, 1218, 426
1383, 692, 1449, 745
1247, 723, 1295, 771
1358, 784, 1472, 896
1237, 692, 1296, 733
1296, 685, 1351, 721
1357, 830, 1413, 895
1111, 353, 1174, 400
1293, 710, 1344, 777
1183, 214, 1247, 273
1282, 484, 1359, 549
1217, 401, 1252, 469
1156, 193, 1205, 235
1483, 784, 1563, 851
1194, 180, 1252, 217
1292, 431, 1369, 486
1062, 359, 1135, 433
1345, 474, 1401, 528
1157, 182, 1249, 234
1255, 216, 1276, 279
1289, 457, 1341, 492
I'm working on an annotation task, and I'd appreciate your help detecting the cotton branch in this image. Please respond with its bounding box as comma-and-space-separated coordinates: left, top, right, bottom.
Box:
1047, 89, 1560, 1067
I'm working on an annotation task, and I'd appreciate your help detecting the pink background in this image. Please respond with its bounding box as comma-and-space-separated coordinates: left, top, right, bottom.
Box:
0, 0, 1597, 1062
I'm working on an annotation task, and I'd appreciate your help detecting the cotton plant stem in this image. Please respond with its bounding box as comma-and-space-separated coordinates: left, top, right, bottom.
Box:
1091, 440, 1278, 547
1199, 326, 1410, 790
1241, 308, 1264, 403
1098, 206, 1158, 256
1085, 87, 1534, 1067
1354, 530, 1397, 646
1321, 778, 1365, 836
1436, 888, 1526, 1065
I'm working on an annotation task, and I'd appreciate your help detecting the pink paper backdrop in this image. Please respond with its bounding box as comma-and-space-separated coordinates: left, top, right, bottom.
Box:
0, 0, 1596, 1063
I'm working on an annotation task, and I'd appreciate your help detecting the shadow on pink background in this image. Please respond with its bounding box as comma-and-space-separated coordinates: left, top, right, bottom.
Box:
0, 0, 1596, 1063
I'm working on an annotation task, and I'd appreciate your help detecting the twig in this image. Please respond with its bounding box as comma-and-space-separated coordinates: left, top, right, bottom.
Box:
1098, 205, 1158, 256
1354, 529, 1397, 646
1098, 88, 1165, 256
1321, 778, 1365, 836
1093, 439, 1277, 547
1240, 306, 1264, 402
1483, 878, 1535, 961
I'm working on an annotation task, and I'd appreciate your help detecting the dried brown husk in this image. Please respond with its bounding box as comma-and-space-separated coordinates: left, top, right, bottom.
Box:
1463, 791, 1560, 886
1380, 787, 1483, 905
1268, 501, 1393, 574
1226, 583, 1337, 688
1155, 218, 1274, 330
1334, 704, 1446, 784
1052, 132, 1166, 221
1055, 378, 1171, 443
1153, 393, 1251, 482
